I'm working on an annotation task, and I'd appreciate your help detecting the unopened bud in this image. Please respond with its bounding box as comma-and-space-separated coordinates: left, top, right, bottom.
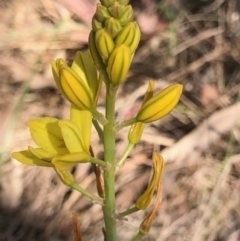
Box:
107, 44, 131, 85
88, 30, 106, 70
105, 17, 122, 38
95, 29, 115, 60
136, 84, 183, 123
118, 5, 133, 26
95, 3, 110, 22
115, 21, 141, 53
100, 0, 115, 7
92, 16, 103, 31
55, 169, 75, 186
108, 2, 125, 18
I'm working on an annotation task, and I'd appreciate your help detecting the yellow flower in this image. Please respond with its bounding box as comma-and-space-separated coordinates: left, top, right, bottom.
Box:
12, 107, 92, 171
51, 51, 102, 110
136, 84, 183, 123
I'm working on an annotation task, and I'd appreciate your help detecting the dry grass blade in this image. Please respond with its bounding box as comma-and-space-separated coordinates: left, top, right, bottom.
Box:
72, 213, 83, 241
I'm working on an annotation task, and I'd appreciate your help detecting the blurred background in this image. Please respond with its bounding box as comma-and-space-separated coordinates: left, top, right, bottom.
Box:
1, 0, 240, 240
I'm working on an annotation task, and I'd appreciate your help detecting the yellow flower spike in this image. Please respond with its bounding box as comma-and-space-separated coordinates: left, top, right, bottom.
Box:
88, 30, 106, 70
136, 84, 183, 123
95, 28, 115, 60
52, 152, 91, 170
107, 44, 131, 85
28, 117, 68, 155
135, 152, 164, 210
105, 17, 122, 38
12, 150, 54, 167
60, 65, 94, 110
115, 22, 141, 53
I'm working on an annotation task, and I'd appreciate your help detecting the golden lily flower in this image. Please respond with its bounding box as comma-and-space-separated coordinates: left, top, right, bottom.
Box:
12, 107, 92, 171
51, 51, 102, 111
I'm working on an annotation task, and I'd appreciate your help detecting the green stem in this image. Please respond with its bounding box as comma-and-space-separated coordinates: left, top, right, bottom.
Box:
131, 232, 145, 241
116, 143, 134, 168
118, 206, 139, 218
114, 118, 137, 131
71, 182, 103, 204
103, 83, 118, 241
92, 118, 104, 142
89, 156, 107, 168
92, 109, 108, 126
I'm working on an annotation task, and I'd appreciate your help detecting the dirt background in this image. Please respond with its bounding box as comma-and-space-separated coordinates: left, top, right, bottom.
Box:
1, 0, 240, 240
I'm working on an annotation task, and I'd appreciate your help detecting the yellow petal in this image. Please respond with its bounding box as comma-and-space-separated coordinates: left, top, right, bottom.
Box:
28, 146, 56, 161
70, 105, 92, 151
59, 120, 88, 153
52, 152, 90, 170
28, 118, 68, 155
55, 168, 75, 186
12, 150, 54, 167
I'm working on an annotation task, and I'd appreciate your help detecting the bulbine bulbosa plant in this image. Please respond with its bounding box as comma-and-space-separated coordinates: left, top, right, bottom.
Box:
12, 0, 182, 240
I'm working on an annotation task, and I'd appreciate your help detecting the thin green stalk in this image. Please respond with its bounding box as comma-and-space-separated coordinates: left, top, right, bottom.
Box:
114, 118, 137, 131
89, 156, 107, 168
117, 143, 134, 168
103, 82, 118, 241
118, 206, 139, 218
92, 118, 104, 142
71, 182, 102, 203
131, 232, 144, 241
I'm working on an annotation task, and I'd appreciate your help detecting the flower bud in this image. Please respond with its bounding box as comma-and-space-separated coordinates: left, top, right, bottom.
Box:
100, 0, 115, 7
128, 81, 154, 144
128, 122, 144, 145
95, 3, 110, 22
92, 16, 103, 31
95, 29, 115, 60
88, 30, 106, 70
107, 44, 131, 85
135, 153, 164, 210
60, 66, 93, 110
108, 2, 125, 18
105, 17, 122, 38
136, 84, 183, 123
118, 5, 133, 26
115, 22, 141, 53
118, 0, 129, 6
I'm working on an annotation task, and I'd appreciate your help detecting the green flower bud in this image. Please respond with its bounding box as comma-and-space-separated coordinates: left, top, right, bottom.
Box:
95, 3, 110, 22
55, 169, 75, 186
136, 84, 183, 123
118, 0, 129, 6
95, 28, 115, 60
92, 15, 103, 31
115, 22, 141, 53
100, 0, 115, 7
118, 5, 133, 26
105, 17, 122, 38
88, 30, 106, 70
107, 44, 131, 85
108, 2, 125, 18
